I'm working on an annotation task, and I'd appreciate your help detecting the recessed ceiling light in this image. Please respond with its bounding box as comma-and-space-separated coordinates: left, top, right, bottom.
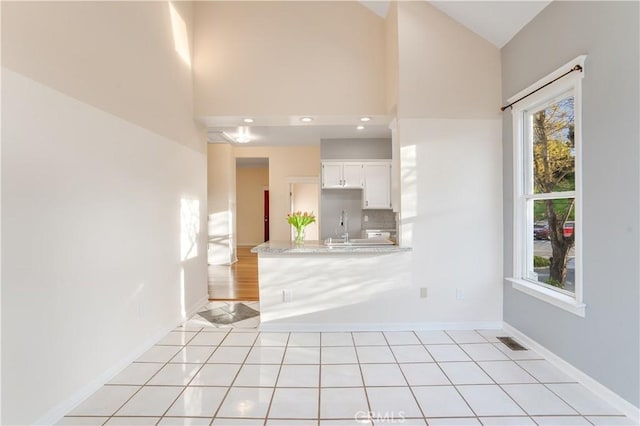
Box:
243, 118, 254, 124
357, 125, 365, 130
360, 117, 371, 122
300, 117, 314, 123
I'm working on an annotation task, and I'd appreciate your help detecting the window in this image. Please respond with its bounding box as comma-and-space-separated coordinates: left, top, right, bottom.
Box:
508, 56, 586, 316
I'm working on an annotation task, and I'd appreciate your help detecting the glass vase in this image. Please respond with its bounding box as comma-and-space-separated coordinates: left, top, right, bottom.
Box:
294, 228, 305, 245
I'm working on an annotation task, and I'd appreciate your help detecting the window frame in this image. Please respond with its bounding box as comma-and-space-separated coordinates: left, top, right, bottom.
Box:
507, 55, 587, 317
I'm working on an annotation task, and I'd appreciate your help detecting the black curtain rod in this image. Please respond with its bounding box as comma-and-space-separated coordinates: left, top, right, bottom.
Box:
500, 65, 583, 112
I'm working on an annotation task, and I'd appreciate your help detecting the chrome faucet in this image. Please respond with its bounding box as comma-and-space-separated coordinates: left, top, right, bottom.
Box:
340, 210, 349, 242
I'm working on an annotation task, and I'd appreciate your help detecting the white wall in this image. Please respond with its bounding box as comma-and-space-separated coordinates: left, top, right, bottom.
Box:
394, 2, 504, 322
1, 2, 207, 424
400, 118, 503, 321
207, 144, 236, 264
193, 1, 386, 116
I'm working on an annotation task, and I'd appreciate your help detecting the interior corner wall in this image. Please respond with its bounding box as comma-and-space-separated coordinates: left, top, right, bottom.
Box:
236, 167, 269, 246
1, 2, 207, 424
192, 1, 386, 116
501, 1, 640, 407
394, 1, 504, 323
207, 144, 236, 264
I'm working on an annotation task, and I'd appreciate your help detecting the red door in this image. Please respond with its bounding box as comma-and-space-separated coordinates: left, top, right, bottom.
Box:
264, 190, 270, 242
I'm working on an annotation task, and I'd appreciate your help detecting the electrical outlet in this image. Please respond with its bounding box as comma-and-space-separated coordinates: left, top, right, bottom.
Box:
283, 289, 293, 303
456, 288, 464, 300
420, 287, 428, 298
364, 215, 369, 222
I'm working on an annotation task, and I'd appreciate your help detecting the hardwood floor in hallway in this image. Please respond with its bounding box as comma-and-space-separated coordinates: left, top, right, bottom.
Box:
208, 246, 259, 301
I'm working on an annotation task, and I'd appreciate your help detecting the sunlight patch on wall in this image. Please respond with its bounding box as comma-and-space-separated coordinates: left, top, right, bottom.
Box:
169, 2, 191, 67
181, 198, 200, 261
208, 211, 233, 265
400, 144, 417, 247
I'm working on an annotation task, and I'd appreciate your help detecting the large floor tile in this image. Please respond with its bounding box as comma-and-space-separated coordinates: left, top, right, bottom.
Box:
216, 387, 274, 418
269, 388, 319, 418
516, 360, 576, 383
320, 420, 373, 426
190, 363, 242, 386
159, 417, 213, 425
321, 364, 363, 387
116, 386, 184, 416
366, 386, 423, 418
170, 346, 215, 364
493, 343, 542, 361
288, 332, 321, 347
360, 363, 407, 386
457, 385, 525, 416
105, 417, 159, 425
283, 347, 320, 364
188, 332, 226, 346
502, 384, 578, 415
277, 364, 320, 387
438, 362, 493, 385
412, 386, 474, 417
475, 329, 506, 343
425, 345, 472, 362
254, 332, 290, 346
478, 417, 536, 425
233, 364, 280, 387
586, 416, 639, 425
414, 330, 454, 345
445, 330, 487, 344
220, 332, 259, 346
68, 385, 139, 416
352, 332, 387, 346
390, 345, 434, 363
320, 388, 368, 419
383, 331, 421, 345
547, 383, 622, 415
147, 363, 202, 386
532, 416, 591, 425
400, 363, 450, 386
245, 346, 286, 364
321, 332, 354, 347
459, 343, 510, 361
164, 386, 227, 417
477, 361, 537, 384
355, 346, 395, 363
321, 346, 359, 364
426, 418, 480, 425
211, 419, 264, 426
108, 363, 164, 385
208, 346, 251, 364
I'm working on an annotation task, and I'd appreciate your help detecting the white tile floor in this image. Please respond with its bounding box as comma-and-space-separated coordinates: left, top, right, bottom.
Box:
59, 302, 635, 426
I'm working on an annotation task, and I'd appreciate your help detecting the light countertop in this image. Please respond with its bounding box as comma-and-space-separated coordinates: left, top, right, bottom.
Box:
251, 240, 411, 254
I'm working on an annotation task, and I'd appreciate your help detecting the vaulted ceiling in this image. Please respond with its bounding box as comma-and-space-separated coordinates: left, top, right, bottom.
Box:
361, 0, 552, 48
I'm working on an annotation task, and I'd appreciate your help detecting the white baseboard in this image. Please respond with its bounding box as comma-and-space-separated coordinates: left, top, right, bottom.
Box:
503, 322, 640, 423
39, 294, 209, 426
258, 321, 503, 332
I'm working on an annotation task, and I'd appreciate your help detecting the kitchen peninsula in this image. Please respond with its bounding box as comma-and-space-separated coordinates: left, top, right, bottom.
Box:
251, 240, 412, 330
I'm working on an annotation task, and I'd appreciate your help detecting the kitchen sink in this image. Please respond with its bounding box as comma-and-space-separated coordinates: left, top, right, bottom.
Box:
324, 237, 394, 247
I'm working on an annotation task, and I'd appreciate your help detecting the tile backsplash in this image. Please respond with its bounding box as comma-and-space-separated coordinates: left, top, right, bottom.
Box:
362, 209, 397, 232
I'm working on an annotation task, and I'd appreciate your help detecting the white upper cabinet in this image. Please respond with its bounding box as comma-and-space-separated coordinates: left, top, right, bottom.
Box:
321, 162, 364, 189
363, 161, 392, 209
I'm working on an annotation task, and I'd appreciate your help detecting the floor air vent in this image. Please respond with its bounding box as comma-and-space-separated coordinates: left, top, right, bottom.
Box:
497, 336, 527, 351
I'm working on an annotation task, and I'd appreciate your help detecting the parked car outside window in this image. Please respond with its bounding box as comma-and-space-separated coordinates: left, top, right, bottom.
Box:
534, 223, 550, 240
